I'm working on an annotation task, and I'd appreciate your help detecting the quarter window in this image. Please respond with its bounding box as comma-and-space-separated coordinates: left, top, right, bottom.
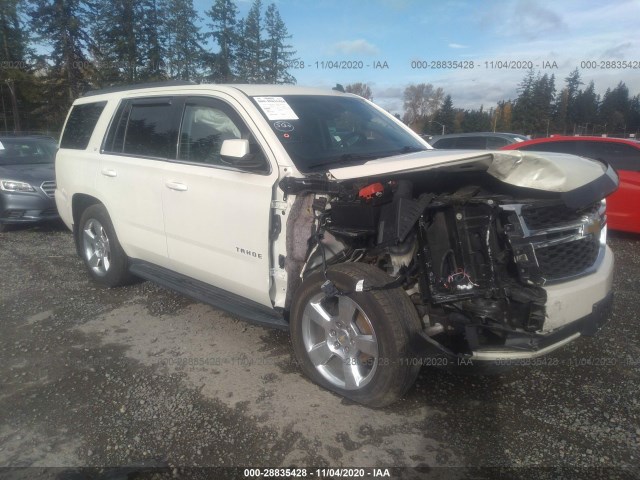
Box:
60, 102, 107, 149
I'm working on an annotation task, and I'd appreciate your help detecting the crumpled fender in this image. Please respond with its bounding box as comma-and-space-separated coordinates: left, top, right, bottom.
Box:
487, 151, 619, 207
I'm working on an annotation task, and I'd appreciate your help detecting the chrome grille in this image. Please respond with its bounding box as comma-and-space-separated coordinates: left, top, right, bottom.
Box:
501, 201, 606, 285
534, 237, 601, 279
521, 202, 600, 231
41, 181, 56, 198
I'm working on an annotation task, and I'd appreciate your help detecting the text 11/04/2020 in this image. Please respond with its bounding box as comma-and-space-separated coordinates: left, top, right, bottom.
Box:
410, 60, 559, 70
243, 467, 393, 478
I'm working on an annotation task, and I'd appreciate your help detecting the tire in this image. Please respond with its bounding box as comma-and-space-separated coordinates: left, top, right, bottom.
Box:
290, 263, 422, 408
78, 204, 135, 287
0, 222, 8, 233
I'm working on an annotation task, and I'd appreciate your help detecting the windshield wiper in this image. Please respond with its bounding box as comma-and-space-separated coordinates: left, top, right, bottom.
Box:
305, 153, 382, 171
397, 145, 427, 154
304, 147, 427, 171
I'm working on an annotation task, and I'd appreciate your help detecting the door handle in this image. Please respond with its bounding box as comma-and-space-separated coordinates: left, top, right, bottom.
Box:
165, 181, 188, 192
101, 168, 117, 177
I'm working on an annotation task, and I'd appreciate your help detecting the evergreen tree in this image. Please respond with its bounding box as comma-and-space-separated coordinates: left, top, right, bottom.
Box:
459, 105, 492, 132
512, 69, 536, 133
263, 3, 296, 84
532, 73, 555, 135
1, 0, 29, 131
160, 0, 203, 80
205, 0, 239, 82
29, 0, 94, 117
513, 70, 555, 135
90, 0, 138, 84
629, 95, 640, 137
599, 82, 629, 133
89, 0, 166, 85
574, 81, 599, 134
428, 94, 454, 135
564, 68, 582, 129
138, 0, 167, 81
554, 88, 569, 134
236, 0, 264, 83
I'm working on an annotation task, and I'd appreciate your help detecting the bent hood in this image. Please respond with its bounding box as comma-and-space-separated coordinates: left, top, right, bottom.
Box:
327, 150, 618, 206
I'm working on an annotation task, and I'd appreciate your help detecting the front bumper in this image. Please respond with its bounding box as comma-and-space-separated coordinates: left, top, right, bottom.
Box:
413, 246, 614, 362
0, 191, 59, 224
468, 290, 613, 361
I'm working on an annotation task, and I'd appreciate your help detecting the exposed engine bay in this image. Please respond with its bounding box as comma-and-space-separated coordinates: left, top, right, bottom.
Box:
280, 155, 615, 357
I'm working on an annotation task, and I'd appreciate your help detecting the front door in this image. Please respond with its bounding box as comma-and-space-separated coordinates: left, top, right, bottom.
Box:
161, 95, 278, 307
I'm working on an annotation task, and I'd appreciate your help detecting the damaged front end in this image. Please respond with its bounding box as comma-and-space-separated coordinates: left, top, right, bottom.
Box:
280, 150, 617, 362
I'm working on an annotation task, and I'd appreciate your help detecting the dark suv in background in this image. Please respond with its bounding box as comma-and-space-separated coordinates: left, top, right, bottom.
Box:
0, 136, 59, 232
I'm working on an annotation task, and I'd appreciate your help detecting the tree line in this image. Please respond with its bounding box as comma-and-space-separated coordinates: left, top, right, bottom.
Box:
3, 0, 639, 141
401, 69, 640, 138
0, 0, 297, 133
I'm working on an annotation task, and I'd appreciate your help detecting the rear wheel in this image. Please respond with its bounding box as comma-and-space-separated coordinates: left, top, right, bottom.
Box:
78, 204, 135, 287
290, 263, 422, 407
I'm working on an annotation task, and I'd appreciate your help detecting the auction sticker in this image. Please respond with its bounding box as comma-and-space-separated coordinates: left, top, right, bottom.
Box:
254, 97, 299, 120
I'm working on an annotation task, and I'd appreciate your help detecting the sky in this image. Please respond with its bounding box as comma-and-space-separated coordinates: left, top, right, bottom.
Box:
195, 0, 640, 114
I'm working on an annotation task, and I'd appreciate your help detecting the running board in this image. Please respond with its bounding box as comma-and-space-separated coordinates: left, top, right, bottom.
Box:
129, 260, 289, 330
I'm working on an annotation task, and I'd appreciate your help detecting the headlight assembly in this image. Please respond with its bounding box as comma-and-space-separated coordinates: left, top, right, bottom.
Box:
0, 179, 36, 193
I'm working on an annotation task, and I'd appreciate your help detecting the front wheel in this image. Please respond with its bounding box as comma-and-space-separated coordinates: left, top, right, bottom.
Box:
290, 263, 422, 407
78, 204, 135, 287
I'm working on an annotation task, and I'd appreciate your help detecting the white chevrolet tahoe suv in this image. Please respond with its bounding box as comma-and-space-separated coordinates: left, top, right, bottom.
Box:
55, 82, 617, 407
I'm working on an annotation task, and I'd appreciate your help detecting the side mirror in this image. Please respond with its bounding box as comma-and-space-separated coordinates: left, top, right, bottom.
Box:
220, 139, 264, 169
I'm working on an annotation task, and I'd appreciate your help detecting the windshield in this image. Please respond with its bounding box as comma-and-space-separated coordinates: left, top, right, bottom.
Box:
251, 95, 427, 172
0, 138, 57, 166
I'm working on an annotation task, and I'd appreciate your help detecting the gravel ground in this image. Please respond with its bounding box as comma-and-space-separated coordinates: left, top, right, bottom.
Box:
0, 221, 639, 479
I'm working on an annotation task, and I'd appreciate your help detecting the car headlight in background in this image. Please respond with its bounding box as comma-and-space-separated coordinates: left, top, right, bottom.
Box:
0, 179, 36, 193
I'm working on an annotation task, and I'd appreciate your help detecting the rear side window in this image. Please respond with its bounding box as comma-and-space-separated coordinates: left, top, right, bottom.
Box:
455, 136, 487, 149
578, 141, 640, 172
519, 141, 577, 154
103, 97, 181, 159
433, 138, 456, 149
60, 102, 107, 149
486, 137, 509, 149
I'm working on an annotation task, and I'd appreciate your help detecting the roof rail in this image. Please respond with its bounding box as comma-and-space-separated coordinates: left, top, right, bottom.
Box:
81, 80, 198, 97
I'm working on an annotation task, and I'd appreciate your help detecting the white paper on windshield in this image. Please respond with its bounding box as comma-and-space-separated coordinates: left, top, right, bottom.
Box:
0, 141, 4, 150
254, 97, 299, 120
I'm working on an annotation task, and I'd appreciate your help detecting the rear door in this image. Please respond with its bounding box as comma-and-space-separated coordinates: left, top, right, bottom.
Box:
98, 96, 184, 265
161, 95, 278, 306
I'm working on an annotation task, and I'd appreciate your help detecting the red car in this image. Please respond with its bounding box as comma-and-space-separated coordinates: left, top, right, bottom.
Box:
502, 136, 640, 233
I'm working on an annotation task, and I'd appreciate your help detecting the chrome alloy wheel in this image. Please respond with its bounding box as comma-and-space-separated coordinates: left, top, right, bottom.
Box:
82, 219, 112, 277
301, 293, 379, 390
